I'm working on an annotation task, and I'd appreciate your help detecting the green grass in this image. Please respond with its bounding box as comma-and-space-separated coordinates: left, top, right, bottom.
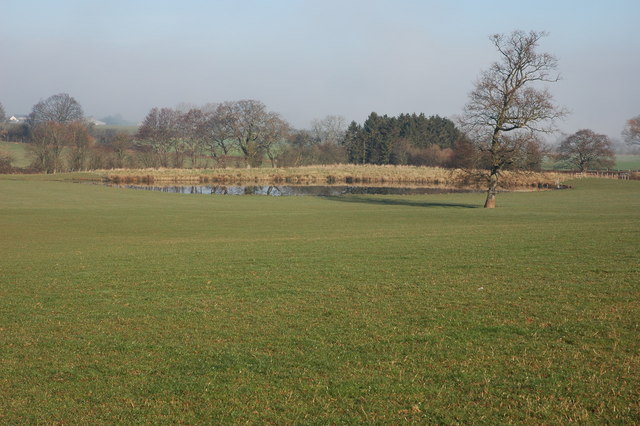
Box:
0, 176, 638, 423
0, 141, 30, 168
615, 154, 640, 170
96, 124, 139, 134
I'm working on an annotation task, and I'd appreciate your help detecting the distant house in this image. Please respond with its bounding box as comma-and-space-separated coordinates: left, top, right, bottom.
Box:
88, 117, 107, 126
8, 116, 27, 123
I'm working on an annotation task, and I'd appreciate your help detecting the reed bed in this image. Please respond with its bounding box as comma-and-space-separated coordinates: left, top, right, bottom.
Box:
103, 165, 566, 190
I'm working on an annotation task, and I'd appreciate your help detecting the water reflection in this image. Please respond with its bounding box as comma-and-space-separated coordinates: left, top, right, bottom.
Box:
106, 184, 478, 196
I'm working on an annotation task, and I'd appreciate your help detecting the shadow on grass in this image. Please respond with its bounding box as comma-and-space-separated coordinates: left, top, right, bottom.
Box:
323, 195, 480, 209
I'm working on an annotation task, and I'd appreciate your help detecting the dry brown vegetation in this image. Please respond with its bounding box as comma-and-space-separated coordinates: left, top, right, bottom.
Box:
102, 165, 566, 190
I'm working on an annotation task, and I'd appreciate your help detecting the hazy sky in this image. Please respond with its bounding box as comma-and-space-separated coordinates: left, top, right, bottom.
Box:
1, 0, 638, 140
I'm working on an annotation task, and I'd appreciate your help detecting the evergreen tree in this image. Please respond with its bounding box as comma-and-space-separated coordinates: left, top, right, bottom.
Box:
342, 121, 365, 164
343, 112, 461, 166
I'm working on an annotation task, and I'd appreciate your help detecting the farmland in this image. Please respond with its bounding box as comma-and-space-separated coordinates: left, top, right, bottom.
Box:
614, 154, 640, 170
0, 174, 638, 423
0, 141, 31, 168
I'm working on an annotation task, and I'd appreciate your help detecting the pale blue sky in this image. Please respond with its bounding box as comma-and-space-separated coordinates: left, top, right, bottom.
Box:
1, 0, 638, 139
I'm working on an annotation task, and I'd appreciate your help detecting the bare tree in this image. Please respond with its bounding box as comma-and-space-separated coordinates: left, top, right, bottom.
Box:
136, 101, 289, 169
136, 107, 180, 167
0, 102, 6, 142
263, 113, 291, 167
622, 115, 640, 145
29, 122, 68, 173
557, 129, 615, 172
225, 100, 290, 168
0, 149, 13, 173
0, 102, 12, 170
459, 30, 567, 208
174, 102, 198, 113
311, 115, 347, 145
278, 130, 314, 167
227, 100, 266, 167
28, 93, 84, 126
67, 122, 95, 171
26, 119, 93, 173
108, 132, 133, 168
178, 109, 208, 168
201, 103, 236, 168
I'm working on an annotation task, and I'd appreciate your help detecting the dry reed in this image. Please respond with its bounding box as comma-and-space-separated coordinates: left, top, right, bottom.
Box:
102, 165, 566, 190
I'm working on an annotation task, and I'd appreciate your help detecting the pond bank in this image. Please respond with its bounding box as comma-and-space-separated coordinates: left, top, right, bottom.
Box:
102, 165, 567, 191
104, 184, 488, 196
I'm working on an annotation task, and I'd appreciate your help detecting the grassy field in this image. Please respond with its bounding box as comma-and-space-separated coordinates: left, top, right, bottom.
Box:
0, 141, 30, 168
0, 175, 639, 423
614, 154, 640, 170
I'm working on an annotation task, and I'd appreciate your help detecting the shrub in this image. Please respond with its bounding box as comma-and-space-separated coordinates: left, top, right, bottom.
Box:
0, 149, 14, 173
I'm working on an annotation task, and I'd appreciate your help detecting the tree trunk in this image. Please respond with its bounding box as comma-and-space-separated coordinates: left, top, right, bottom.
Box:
484, 169, 499, 208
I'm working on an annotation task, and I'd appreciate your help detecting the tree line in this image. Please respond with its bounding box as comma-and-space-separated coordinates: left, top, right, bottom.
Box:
135, 100, 289, 169
0, 93, 634, 177
0, 95, 475, 172
1, 29, 639, 197
343, 113, 463, 167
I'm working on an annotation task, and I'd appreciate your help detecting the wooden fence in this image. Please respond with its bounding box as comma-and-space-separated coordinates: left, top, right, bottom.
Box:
553, 170, 639, 180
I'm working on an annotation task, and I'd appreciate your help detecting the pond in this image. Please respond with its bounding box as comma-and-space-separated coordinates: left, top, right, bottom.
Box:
105, 184, 481, 196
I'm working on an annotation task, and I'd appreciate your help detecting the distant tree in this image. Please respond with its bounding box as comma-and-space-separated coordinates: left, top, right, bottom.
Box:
177, 108, 208, 168
102, 132, 132, 168
311, 115, 347, 146
201, 103, 235, 168
29, 122, 69, 173
136, 107, 180, 167
459, 30, 566, 208
0, 149, 13, 173
342, 121, 365, 164
224, 100, 290, 168
447, 136, 478, 169
175, 102, 199, 113
405, 144, 455, 167
278, 130, 315, 167
280, 128, 347, 166
423, 115, 461, 149
0, 102, 6, 141
92, 127, 117, 145
262, 113, 291, 167
342, 113, 461, 166
3, 123, 29, 142
397, 113, 460, 149
100, 114, 132, 126
513, 134, 545, 171
369, 113, 400, 164
66, 122, 95, 171
557, 129, 615, 172
137, 101, 291, 169
312, 142, 347, 165
622, 115, 640, 145
28, 93, 84, 126
304, 115, 348, 164
389, 138, 412, 165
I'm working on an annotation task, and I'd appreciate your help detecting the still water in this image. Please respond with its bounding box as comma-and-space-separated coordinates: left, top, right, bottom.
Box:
107, 184, 479, 196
